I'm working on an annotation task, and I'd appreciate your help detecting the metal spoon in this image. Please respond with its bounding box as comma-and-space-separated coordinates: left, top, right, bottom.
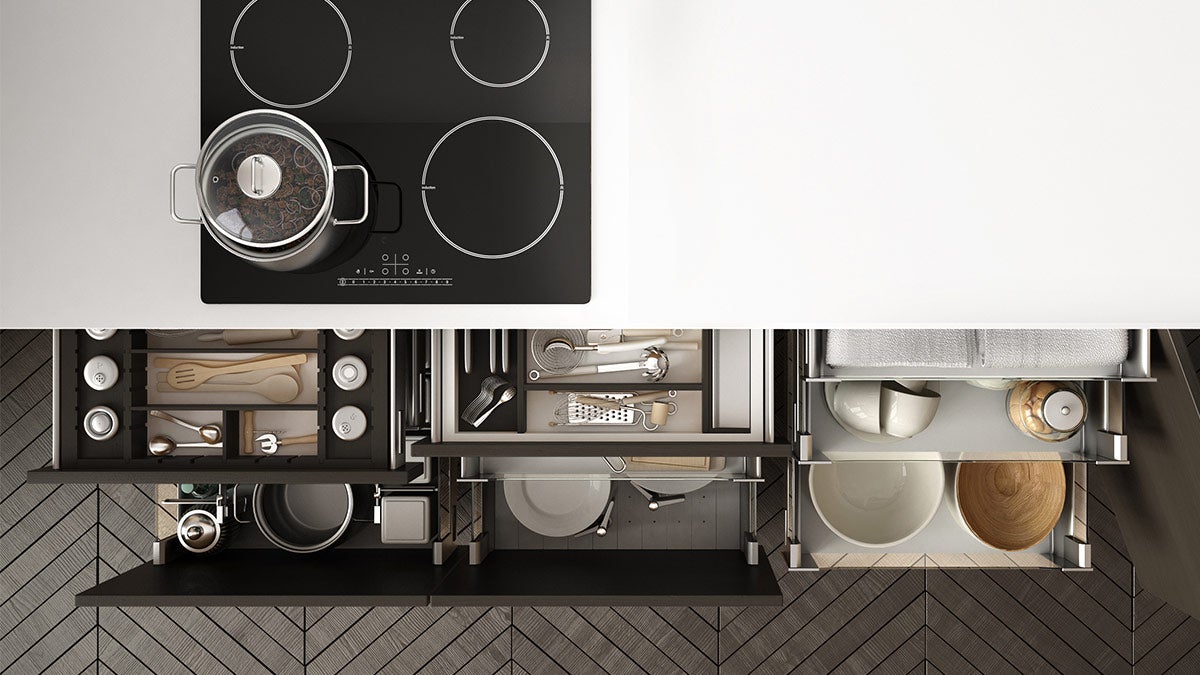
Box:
150, 410, 222, 444
148, 435, 224, 456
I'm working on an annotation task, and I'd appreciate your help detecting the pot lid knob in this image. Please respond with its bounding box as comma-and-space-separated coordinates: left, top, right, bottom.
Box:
236, 154, 282, 200
177, 510, 220, 552
1042, 389, 1085, 432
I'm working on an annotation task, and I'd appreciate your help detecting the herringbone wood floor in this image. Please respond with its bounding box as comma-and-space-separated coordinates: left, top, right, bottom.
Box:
3, 330, 1200, 674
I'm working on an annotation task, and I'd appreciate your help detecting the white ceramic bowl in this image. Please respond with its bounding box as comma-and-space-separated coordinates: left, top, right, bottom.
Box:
809, 462, 945, 548
880, 382, 941, 438
830, 381, 883, 435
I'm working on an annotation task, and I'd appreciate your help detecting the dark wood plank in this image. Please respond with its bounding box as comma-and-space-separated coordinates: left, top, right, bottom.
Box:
1095, 330, 1200, 621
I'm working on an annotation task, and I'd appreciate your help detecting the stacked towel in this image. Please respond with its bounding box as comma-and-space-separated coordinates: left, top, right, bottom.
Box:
978, 330, 1129, 369
825, 330, 975, 368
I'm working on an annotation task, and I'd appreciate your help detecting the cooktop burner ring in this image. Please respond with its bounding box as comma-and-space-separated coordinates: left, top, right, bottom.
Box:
421, 116, 564, 260
449, 0, 550, 89
229, 0, 353, 109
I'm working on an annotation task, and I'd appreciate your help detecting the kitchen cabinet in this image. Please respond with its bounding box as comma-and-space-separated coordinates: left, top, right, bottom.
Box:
27, 329, 427, 485
419, 329, 786, 457
41, 328, 1200, 613
783, 329, 1160, 573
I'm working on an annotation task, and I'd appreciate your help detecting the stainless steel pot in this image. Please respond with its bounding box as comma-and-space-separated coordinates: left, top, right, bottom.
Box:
171, 109, 368, 271
252, 483, 353, 553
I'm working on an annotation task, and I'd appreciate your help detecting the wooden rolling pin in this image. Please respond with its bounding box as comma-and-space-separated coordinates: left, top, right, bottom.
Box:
198, 329, 299, 345
573, 391, 672, 410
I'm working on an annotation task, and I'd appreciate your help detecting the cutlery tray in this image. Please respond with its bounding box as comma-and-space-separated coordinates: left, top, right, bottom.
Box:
53, 329, 393, 471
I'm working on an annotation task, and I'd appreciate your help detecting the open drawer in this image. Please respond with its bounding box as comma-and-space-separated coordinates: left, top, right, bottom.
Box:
784, 461, 1091, 572
30, 329, 422, 484
782, 328, 1154, 573
422, 328, 783, 457
441, 457, 782, 605
77, 477, 454, 607
798, 379, 1130, 464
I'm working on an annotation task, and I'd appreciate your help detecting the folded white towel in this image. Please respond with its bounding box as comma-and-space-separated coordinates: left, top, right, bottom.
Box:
825, 330, 975, 368
978, 330, 1129, 369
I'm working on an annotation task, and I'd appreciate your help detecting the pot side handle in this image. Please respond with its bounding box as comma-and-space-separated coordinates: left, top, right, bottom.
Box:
333, 164, 371, 226
170, 164, 202, 225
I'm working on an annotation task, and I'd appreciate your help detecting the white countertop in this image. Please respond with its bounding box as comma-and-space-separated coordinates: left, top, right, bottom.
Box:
3, 1, 1199, 327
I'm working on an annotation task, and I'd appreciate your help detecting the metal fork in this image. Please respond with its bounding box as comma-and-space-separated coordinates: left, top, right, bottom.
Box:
461, 375, 506, 424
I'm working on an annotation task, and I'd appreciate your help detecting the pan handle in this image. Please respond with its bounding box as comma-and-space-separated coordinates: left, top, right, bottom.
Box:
333, 164, 371, 225
169, 164, 202, 224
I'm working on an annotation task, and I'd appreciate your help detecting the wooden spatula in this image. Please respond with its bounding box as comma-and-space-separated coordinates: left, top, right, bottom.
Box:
166, 353, 308, 390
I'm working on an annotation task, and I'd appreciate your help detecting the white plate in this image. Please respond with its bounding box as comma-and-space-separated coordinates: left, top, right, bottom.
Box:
503, 479, 612, 537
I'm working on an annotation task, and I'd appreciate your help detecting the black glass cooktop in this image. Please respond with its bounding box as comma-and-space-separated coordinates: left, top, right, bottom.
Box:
199, 0, 590, 303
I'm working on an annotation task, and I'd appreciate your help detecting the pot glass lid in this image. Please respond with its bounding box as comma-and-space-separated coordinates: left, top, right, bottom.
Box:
201, 128, 329, 247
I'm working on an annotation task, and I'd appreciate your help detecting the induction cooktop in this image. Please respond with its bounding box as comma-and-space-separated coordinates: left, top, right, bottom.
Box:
198, 0, 590, 303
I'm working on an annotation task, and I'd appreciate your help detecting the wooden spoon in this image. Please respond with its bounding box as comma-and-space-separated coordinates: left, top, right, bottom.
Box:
166, 353, 307, 390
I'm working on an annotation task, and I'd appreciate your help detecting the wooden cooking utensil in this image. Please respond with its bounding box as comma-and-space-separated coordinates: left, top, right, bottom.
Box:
153, 353, 288, 369
157, 365, 297, 386
242, 411, 255, 455
158, 373, 302, 402
254, 433, 318, 455
166, 353, 308, 389
954, 462, 1066, 552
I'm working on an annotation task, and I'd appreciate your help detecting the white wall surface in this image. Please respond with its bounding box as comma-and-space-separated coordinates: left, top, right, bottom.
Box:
2, 1, 1198, 327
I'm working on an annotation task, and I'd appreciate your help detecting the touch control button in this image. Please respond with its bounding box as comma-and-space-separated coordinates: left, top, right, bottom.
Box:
83, 355, 120, 391
331, 405, 367, 441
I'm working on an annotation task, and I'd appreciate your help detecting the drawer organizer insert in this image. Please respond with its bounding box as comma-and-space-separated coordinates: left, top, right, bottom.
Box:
56, 329, 391, 470
438, 329, 770, 444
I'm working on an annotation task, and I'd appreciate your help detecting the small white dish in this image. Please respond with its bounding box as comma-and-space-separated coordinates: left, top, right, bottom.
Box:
809, 461, 944, 548
504, 479, 612, 537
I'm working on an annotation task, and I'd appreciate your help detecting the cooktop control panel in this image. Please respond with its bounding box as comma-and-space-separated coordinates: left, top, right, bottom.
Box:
198, 0, 590, 304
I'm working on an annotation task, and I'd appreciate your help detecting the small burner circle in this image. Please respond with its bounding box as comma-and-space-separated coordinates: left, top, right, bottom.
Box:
421, 116, 564, 260
230, 0, 352, 109
450, 0, 550, 88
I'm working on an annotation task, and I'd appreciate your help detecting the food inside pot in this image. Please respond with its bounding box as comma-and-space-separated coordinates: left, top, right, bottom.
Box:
204, 132, 327, 245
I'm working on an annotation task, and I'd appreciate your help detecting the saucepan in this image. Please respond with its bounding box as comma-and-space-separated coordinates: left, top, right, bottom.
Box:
252, 483, 354, 553
171, 109, 368, 271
